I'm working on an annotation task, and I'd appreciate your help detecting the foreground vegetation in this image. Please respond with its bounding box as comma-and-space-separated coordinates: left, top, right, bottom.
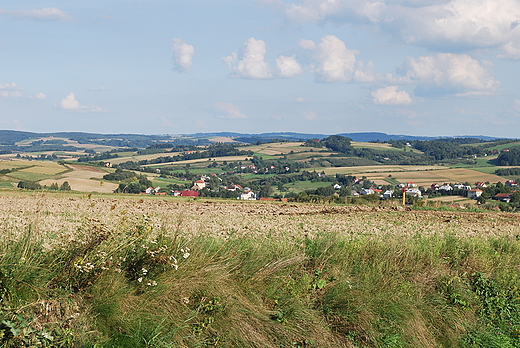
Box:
1, 195, 520, 347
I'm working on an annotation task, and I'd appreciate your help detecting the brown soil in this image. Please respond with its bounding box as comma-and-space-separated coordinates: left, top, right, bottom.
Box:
0, 194, 519, 242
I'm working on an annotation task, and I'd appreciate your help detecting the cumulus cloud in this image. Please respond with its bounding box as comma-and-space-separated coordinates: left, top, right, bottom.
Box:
0, 7, 73, 21
299, 35, 359, 82
223, 38, 273, 79
172, 38, 194, 73
31, 92, 46, 99
372, 86, 413, 105
276, 55, 303, 78
59, 93, 106, 112
0, 83, 22, 98
280, 0, 520, 55
213, 102, 246, 119
402, 53, 500, 96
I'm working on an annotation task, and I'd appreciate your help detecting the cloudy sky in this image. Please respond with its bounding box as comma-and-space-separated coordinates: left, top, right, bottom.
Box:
1, 0, 520, 137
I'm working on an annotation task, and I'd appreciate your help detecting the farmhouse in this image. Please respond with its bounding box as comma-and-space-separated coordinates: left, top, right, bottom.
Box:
238, 191, 257, 200
467, 189, 483, 199
192, 180, 206, 190
493, 193, 513, 203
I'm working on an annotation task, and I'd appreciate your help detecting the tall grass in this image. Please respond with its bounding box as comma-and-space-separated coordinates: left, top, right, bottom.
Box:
2, 214, 520, 347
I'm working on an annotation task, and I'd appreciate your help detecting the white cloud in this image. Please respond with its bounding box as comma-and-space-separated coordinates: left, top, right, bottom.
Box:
299, 35, 359, 82
281, 0, 520, 55
276, 55, 303, 78
296, 97, 307, 103
402, 53, 500, 96
213, 102, 246, 119
0, 7, 73, 21
172, 38, 194, 73
498, 41, 520, 60
0, 83, 22, 98
32, 92, 46, 99
223, 38, 273, 79
372, 86, 413, 105
59, 93, 106, 112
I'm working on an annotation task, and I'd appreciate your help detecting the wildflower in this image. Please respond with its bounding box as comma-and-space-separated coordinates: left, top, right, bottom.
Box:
142, 268, 148, 275
137, 277, 143, 282
183, 252, 190, 259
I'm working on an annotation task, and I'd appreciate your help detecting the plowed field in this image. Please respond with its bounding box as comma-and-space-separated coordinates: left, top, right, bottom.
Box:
1, 194, 518, 242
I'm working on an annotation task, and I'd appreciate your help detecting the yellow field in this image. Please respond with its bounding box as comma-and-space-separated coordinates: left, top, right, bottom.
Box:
17, 162, 69, 175
109, 152, 183, 165
316, 166, 505, 186
39, 177, 118, 193
208, 136, 238, 143
0, 160, 33, 170
246, 142, 306, 155
143, 156, 251, 167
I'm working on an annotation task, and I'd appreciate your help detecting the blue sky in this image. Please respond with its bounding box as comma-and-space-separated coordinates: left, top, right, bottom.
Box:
1, 0, 520, 138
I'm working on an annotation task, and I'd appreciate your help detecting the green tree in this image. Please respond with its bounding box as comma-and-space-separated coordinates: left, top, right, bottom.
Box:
60, 181, 71, 191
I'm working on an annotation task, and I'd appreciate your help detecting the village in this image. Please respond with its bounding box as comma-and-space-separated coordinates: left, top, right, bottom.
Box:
138, 173, 520, 204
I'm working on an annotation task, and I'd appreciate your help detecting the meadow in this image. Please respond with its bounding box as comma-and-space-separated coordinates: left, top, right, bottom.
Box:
1, 192, 520, 347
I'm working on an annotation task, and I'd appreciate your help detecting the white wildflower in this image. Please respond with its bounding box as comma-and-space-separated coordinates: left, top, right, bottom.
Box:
183, 252, 190, 259
137, 277, 143, 282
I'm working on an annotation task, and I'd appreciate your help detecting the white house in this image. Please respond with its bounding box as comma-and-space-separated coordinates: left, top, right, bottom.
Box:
405, 188, 422, 197
439, 184, 453, 191
238, 191, 257, 200
467, 189, 483, 199
383, 190, 394, 198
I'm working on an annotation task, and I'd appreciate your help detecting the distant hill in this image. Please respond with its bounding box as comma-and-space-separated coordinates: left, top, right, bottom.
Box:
0, 129, 507, 148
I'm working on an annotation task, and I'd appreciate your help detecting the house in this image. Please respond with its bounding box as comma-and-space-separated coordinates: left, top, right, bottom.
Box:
361, 188, 375, 195
405, 188, 422, 197
506, 180, 518, 187
475, 182, 488, 188
180, 190, 199, 197
439, 184, 453, 191
144, 187, 155, 195
192, 180, 206, 190
238, 191, 256, 200
226, 184, 242, 191
493, 193, 512, 203
467, 189, 483, 199
171, 190, 182, 196
383, 190, 394, 198
104, 162, 112, 168
431, 183, 440, 190
454, 184, 465, 190
407, 182, 417, 187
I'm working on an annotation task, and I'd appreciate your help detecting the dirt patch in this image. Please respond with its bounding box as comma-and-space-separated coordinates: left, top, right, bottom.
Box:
68, 165, 105, 173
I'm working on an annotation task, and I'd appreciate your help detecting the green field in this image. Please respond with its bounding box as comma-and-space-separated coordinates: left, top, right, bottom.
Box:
284, 180, 333, 191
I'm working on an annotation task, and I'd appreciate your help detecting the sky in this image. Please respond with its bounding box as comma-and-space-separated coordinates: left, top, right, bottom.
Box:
1, 0, 520, 138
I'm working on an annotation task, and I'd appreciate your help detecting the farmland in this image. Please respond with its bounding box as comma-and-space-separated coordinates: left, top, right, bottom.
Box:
1, 192, 520, 347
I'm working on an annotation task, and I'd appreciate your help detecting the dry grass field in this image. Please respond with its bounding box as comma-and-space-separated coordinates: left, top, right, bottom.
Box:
39, 164, 118, 193
1, 193, 518, 241
2, 192, 520, 347
246, 142, 306, 155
